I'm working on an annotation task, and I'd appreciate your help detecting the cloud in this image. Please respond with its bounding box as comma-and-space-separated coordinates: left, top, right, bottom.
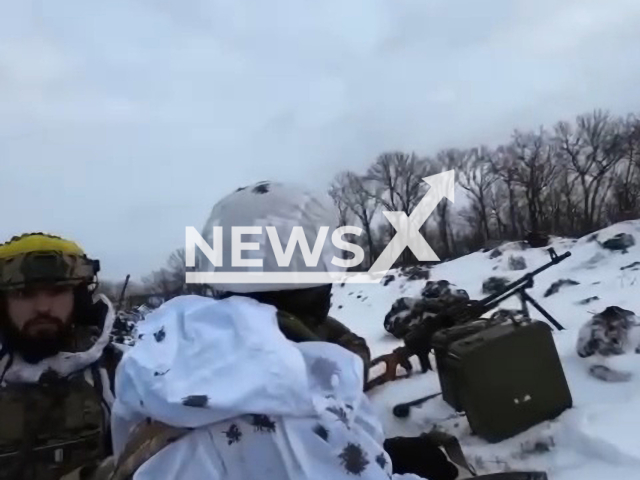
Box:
1, 0, 640, 281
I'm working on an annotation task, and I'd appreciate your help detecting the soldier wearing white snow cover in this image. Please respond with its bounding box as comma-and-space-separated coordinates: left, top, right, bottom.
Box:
105, 181, 460, 480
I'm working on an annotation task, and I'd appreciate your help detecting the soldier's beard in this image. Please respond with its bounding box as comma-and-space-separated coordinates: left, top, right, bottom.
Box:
2, 314, 74, 364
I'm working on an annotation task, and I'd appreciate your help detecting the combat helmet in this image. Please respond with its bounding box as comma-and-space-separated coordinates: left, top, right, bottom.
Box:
0, 232, 100, 291
198, 180, 344, 294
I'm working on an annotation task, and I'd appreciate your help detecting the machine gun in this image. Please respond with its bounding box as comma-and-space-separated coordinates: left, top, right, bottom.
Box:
365, 247, 571, 391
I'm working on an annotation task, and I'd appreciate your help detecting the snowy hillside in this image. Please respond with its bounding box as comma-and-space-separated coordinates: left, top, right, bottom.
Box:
330, 219, 640, 479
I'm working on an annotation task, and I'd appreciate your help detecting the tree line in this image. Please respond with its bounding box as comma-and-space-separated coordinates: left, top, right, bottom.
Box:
104, 108, 640, 305
330, 109, 640, 268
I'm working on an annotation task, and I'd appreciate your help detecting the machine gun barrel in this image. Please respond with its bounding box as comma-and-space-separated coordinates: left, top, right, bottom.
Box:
403, 248, 571, 355
477, 249, 571, 308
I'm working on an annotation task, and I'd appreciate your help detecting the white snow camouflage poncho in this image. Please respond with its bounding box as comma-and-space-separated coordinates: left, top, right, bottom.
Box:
110, 295, 424, 480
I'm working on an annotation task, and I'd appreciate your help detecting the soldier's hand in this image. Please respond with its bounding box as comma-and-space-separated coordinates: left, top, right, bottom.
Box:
364, 346, 413, 391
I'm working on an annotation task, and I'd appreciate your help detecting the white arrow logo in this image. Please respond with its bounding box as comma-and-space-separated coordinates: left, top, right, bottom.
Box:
368, 170, 455, 276
186, 170, 455, 285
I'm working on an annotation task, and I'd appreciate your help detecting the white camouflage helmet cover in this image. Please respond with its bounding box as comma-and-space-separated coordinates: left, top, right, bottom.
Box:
197, 180, 346, 293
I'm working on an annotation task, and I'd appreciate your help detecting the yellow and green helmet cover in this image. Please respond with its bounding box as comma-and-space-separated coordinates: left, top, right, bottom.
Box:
0, 233, 100, 291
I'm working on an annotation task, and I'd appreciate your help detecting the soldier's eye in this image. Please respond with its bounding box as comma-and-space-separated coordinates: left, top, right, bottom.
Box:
17, 288, 37, 299
47, 285, 72, 296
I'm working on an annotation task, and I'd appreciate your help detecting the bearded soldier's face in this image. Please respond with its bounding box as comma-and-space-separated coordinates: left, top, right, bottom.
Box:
4, 284, 75, 362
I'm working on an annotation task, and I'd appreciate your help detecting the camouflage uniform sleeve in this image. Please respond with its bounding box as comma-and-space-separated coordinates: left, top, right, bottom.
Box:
316, 316, 371, 371
102, 343, 124, 395
276, 310, 323, 343
275, 310, 371, 385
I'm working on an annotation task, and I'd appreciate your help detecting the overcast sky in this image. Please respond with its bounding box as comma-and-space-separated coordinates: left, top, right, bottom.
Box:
2, 0, 640, 283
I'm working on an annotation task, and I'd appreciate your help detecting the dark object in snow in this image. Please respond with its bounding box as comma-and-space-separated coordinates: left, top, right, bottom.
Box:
382, 275, 395, 286
224, 424, 242, 444
482, 276, 509, 295
418, 281, 470, 303
588, 364, 633, 383
421, 280, 452, 299
525, 231, 550, 248
154, 327, 166, 342
489, 309, 531, 325
437, 320, 573, 442
383, 297, 421, 338
250, 414, 276, 432
182, 395, 209, 408
382, 435, 460, 480
392, 392, 442, 418
576, 306, 638, 358
111, 305, 151, 345
401, 265, 431, 281
384, 285, 470, 339
577, 296, 600, 305
508, 255, 527, 271
544, 279, 579, 297
489, 248, 503, 259
356, 295, 361, 299
338, 305, 343, 309
587, 233, 599, 242
621, 261, 640, 271
154, 369, 170, 376
600, 232, 635, 252
338, 443, 369, 475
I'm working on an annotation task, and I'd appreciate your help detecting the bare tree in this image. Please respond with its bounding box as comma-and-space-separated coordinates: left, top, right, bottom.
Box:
328, 182, 353, 227
330, 172, 380, 268
510, 128, 558, 233
487, 144, 522, 238
141, 247, 210, 298
458, 147, 497, 242
488, 180, 510, 239
142, 268, 177, 297
554, 110, 626, 233
366, 151, 429, 214
366, 151, 430, 264
433, 149, 463, 257
608, 115, 640, 222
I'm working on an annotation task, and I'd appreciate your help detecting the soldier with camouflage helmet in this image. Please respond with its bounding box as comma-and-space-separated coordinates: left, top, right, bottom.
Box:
0, 233, 121, 480
198, 180, 371, 371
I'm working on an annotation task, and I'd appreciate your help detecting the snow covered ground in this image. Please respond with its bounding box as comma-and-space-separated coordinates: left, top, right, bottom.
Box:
330, 220, 640, 479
